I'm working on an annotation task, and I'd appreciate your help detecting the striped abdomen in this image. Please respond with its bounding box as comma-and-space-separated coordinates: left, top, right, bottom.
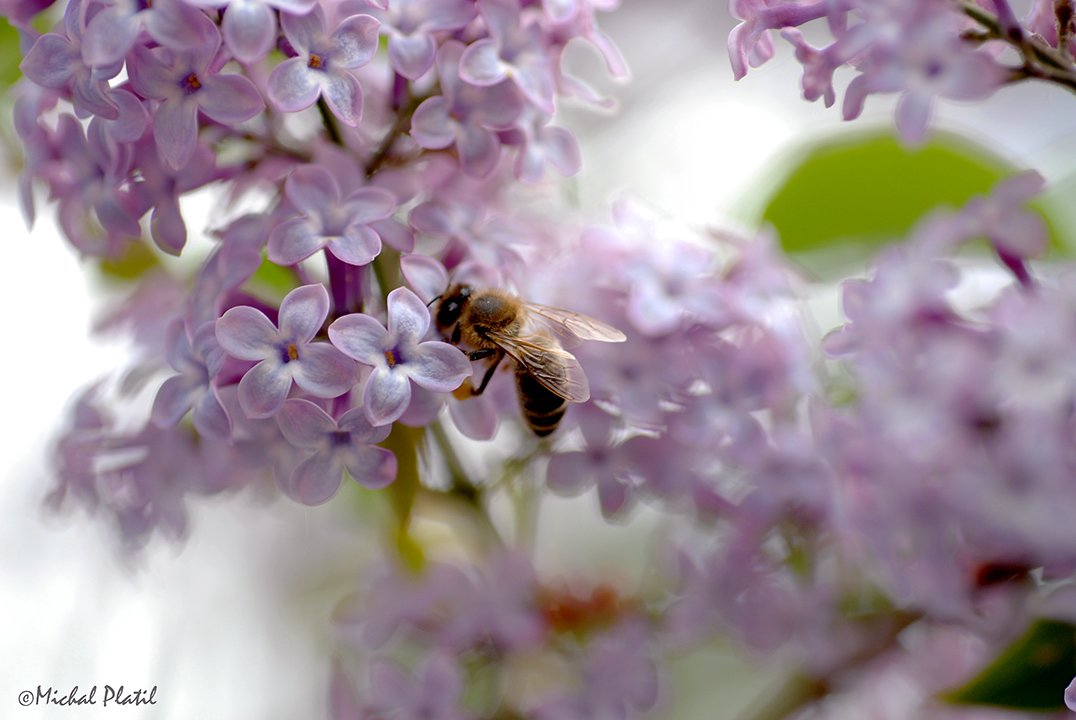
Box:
515, 366, 567, 437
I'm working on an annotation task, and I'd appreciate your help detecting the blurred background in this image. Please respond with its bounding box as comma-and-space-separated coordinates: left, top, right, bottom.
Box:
3, 0, 1076, 718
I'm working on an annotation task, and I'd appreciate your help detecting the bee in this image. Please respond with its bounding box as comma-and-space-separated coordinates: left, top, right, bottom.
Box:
435, 284, 626, 436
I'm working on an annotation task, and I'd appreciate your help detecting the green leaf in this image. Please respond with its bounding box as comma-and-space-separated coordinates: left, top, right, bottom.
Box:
97, 241, 161, 282
941, 618, 1076, 712
755, 131, 1019, 278
0, 20, 23, 92
243, 254, 296, 303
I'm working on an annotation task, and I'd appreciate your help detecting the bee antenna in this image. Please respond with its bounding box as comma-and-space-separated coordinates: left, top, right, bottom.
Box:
426, 294, 441, 308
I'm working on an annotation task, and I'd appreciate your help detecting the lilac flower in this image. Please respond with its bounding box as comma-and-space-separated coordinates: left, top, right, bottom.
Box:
151, 321, 231, 437
362, 654, 471, 720
88, 88, 149, 146
960, 171, 1048, 266
411, 40, 524, 178
45, 114, 142, 257
459, 0, 557, 114
841, 10, 1006, 145
275, 399, 395, 505
510, 109, 580, 183
780, 27, 838, 107
266, 6, 379, 127
81, 0, 213, 68
127, 14, 264, 171
216, 284, 360, 418
20, 0, 118, 119
328, 287, 472, 426
268, 165, 397, 267
1066, 677, 1076, 712
728, 0, 826, 80
185, 0, 317, 64
369, 0, 476, 80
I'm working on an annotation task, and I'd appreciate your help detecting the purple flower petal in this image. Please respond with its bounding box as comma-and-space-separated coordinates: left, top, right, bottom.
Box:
280, 6, 323, 52
20, 34, 76, 88
363, 366, 412, 425
338, 407, 392, 443
386, 286, 431, 340
371, 219, 414, 253
320, 70, 364, 127
459, 38, 507, 86
344, 446, 397, 489
192, 389, 232, 437
199, 74, 265, 124
400, 254, 449, 304
82, 8, 140, 67
329, 313, 387, 364
286, 451, 344, 505
277, 398, 337, 448
268, 58, 321, 112
389, 33, 436, 80
458, 124, 500, 178
293, 343, 359, 398
153, 99, 199, 171
332, 14, 380, 68
328, 225, 382, 265
239, 360, 292, 417
345, 187, 396, 223
268, 217, 327, 265
411, 96, 455, 149
217, 305, 280, 359
410, 342, 471, 392
222, 0, 277, 63
279, 283, 330, 343
151, 375, 198, 427
286, 165, 341, 212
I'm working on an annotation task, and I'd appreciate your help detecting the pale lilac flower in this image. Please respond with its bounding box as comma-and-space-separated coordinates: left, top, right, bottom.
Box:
369, 0, 476, 80
961, 171, 1048, 268
460, 0, 557, 114
275, 399, 395, 504
411, 40, 524, 178
88, 88, 149, 146
842, 10, 1006, 145
20, 0, 118, 118
362, 654, 471, 720
81, 0, 213, 68
780, 27, 838, 107
510, 110, 580, 183
216, 284, 360, 418
151, 321, 231, 437
185, 0, 317, 64
127, 14, 264, 171
1066, 677, 1076, 712
728, 0, 827, 80
267, 6, 380, 127
268, 165, 397, 267
328, 287, 471, 426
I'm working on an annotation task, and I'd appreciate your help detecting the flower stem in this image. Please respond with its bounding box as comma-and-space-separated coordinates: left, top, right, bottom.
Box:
316, 96, 344, 146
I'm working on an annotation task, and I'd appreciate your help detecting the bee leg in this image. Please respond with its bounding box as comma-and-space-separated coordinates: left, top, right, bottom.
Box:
470, 350, 504, 396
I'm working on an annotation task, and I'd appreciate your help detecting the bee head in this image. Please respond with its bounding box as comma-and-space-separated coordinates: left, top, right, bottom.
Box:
434, 283, 473, 337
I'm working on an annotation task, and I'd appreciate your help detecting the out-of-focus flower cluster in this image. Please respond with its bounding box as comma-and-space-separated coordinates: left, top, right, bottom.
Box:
10, 0, 1076, 716
730, 0, 1076, 145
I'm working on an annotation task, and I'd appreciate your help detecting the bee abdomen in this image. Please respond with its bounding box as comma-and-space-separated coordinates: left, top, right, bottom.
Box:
516, 368, 567, 437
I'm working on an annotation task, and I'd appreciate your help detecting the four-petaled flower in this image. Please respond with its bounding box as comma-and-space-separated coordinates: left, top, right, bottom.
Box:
216, 284, 359, 418
328, 287, 472, 426
267, 6, 380, 127
268, 165, 397, 267
127, 12, 264, 170
275, 398, 396, 505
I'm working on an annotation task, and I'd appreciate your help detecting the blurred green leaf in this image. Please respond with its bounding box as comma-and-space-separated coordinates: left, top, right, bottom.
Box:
941, 618, 1076, 712
97, 241, 161, 282
0, 20, 22, 91
244, 254, 295, 302
757, 131, 1026, 277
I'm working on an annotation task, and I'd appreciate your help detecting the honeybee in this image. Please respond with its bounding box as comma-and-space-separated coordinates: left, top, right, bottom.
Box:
435, 284, 626, 436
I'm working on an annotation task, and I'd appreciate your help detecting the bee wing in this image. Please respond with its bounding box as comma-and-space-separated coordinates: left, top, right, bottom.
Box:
487, 330, 591, 403
526, 303, 627, 344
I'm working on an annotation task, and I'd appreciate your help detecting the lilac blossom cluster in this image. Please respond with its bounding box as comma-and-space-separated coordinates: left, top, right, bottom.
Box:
731, 0, 1076, 144
9, 0, 1076, 716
